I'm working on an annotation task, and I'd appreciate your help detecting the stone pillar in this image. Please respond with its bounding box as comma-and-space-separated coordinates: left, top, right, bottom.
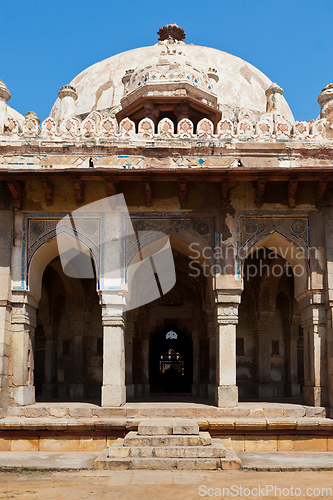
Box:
207, 315, 216, 400
175, 104, 191, 123
125, 316, 135, 399
141, 333, 150, 397
283, 318, 301, 397
0, 206, 13, 409
10, 292, 38, 406
324, 207, 333, 411
58, 85, 77, 122
215, 293, 241, 407
255, 311, 274, 398
42, 327, 57, 398
298, 291, 327, 407
0, 81, 11, 134
68, 312, 85, 399
100, 292, 126, 407
192, 330, 200, 397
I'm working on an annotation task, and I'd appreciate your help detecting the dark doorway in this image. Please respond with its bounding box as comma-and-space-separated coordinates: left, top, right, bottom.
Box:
149, 326, 193, 393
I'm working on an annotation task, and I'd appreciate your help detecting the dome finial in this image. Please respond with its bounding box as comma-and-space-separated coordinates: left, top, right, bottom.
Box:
157, 23, 186, 42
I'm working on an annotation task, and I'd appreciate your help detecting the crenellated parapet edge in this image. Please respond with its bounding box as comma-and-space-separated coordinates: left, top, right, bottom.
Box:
0, 110, 329, 144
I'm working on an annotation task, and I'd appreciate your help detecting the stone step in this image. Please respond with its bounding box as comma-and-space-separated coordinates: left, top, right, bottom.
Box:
109, 438, 226, 458
95, 447, 241, 470
124, 430, 211, 447
138, 418, 199, 436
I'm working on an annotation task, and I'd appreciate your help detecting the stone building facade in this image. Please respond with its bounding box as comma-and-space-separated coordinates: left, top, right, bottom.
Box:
0, 24, 333, 412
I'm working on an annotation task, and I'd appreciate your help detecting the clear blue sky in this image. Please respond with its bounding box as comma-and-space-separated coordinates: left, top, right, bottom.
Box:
1, 0, 332, 122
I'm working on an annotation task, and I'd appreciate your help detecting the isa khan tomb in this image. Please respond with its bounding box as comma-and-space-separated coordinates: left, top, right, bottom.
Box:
0, 24, 333, 468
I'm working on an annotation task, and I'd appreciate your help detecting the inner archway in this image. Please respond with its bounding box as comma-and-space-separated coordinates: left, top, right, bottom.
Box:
237, 246, 304, 401
34, 255, 102, 402
129, 246, 210, 400
149, 326, 193, 393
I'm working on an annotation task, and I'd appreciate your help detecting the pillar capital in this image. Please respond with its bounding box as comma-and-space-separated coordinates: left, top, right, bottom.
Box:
101, 313, 125, 328
296, 289, 326, 311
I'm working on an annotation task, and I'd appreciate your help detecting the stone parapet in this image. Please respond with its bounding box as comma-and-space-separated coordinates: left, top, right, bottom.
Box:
0, 111, 329, 142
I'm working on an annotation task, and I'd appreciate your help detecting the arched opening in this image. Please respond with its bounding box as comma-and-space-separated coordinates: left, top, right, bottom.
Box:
237, 244, 304, 402
129, 241, 211, 401
34, 255, 102, 402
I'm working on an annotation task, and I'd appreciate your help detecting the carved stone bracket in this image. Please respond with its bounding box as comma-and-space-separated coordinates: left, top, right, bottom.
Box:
7, 180, 23, 210
73, 179, 84, 206
221, 179, 229, 206
179, 178, 187, 208
288, 179, 298, 208
41, 179, 54, 206
105, 178, 117, 197
317, 179, 328, 208
144, 178, 153, 207
255, 179, 266, 208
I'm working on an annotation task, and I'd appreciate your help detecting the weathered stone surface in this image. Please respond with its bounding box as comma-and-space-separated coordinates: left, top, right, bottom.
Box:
138, 419, 173, 436
245, 436, 278, 452
92, 408, 126, 419
294, 436, 327, 452
296, 419, 319, 430
24, 407, 48, 418
172, 419, 199, 435
234, 419, 266, 430
277, 435, 294, 451
208, 419, 235, 430
68, 408, 92, 419
79, 436, 107, 452
94, 419, 125, 430
11, 438, 39, 452
48, 408, 68, 418
39, 436, 80, 452
305, 407, 326, 418
266, 419, 297, 430
0, 437, 10, 451
124, 431, 211, 447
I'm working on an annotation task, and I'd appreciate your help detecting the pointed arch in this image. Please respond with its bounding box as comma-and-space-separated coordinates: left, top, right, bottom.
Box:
28, 234, 98, 300
244, 231, 309, 297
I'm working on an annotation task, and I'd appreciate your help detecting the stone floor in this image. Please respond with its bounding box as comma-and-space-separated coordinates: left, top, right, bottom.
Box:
5, 401, 327, 419
0, 451, 333, 471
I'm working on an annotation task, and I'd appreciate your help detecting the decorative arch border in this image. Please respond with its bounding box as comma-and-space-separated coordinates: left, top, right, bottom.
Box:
14, 213, 103, 291
237, 212, 309, 279
123, 212, 216, 279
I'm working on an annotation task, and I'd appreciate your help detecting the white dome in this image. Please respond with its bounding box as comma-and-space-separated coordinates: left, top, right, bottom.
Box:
7, 105, 24, 127
50, 41, 294, 123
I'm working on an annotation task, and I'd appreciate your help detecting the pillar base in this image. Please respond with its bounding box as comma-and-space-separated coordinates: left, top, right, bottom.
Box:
215, 385, 238, 407
101, 385, 126, 407
10, 386, 35, 406
126, 384, 135, 399
303, 386, 328, 407
257, 383, 274, 399
289, 383, 301, 397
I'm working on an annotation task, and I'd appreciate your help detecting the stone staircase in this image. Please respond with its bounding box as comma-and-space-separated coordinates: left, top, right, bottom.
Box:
94, 418, 241, 470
